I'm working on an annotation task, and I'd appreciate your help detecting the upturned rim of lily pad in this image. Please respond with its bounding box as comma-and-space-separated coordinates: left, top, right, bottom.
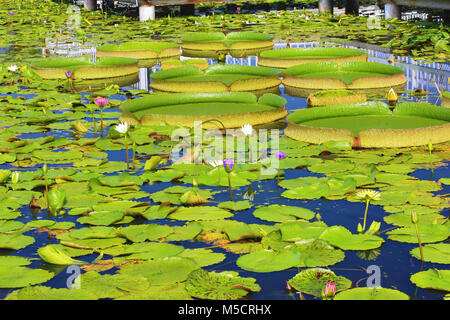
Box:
285, 101, 450, 148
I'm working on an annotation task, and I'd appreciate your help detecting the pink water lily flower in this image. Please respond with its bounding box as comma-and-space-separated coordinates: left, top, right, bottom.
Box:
324, 281, 336, 298
94, 97, 108, 107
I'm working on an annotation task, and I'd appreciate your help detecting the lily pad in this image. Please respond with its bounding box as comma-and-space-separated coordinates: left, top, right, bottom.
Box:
410, 243, 450, 264
288, 268, 352, 297
80, 271, 150, 299
218, 200, 253, 211
410, 269, 450, 292
319, 226, 384, 250
77, 211, 124, 226
168, 206, 233, 221
292, 239, 346, 268
253, 205, 315, 222
281, 181, 330, 200
185, 269, 261, 300
334, 287, 409, 300
279, 221, 328, 242
115, 283, 192, 300
5, 285, 97, 300
165, 222, 203, 241
0, 266, 54, 288
176, 248, 226, 267
0, 233, 35, 250
236, 249, 300, 273
119, 257, 199, 285
386, 224, 449, 244
116, 224, 173, 242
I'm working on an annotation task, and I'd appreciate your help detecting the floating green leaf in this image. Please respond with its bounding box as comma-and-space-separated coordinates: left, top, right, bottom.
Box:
185, 269, 261, 300
334, 287, 409, 300
288, 268, 352, 297
410, 269, 450, 292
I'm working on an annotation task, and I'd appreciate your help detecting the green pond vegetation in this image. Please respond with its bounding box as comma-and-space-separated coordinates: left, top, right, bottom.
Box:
0, 0, 448, 301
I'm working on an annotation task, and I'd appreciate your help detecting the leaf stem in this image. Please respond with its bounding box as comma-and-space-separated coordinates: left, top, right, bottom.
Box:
362, 199, 370, 232
227, 172, 233, 201
414, 223, 424, 263
124, 134, 129, 170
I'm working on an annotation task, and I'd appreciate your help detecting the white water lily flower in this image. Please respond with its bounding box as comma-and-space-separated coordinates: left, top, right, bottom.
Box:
355, 189, 381, 201
7, 65, 18, 72
208, 159, 223, 168
241, 123, 253, 136
11, 171, 19, 184
115, 122, 129, 134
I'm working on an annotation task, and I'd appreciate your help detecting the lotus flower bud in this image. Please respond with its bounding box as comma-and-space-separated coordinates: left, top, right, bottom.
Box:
42, 164, 48, 175
11, 171, 19, 184
322, 281, 336, 300
411, 210, 419, 224
366, 221, 381, 235
387, 88, 398, 105
223, 159, 234, 173
357, 223, 364, 233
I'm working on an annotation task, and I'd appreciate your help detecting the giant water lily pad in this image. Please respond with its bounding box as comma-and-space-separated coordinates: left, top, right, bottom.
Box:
119, 92, 287, 129
410, 269, 450, 292
283, 61, 406, 92
258, 47, 368, 69
288, 268, 352, 297
185, 269, 261, 300
181, 31, 274, 57
150, 64, 281, 93
29, 56, 139, 80
334, 287, 409, 300
96, 41, 180, 67
285, 102, 450, 148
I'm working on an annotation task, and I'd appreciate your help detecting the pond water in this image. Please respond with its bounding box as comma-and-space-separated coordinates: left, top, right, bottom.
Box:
0, 34, 449, 300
